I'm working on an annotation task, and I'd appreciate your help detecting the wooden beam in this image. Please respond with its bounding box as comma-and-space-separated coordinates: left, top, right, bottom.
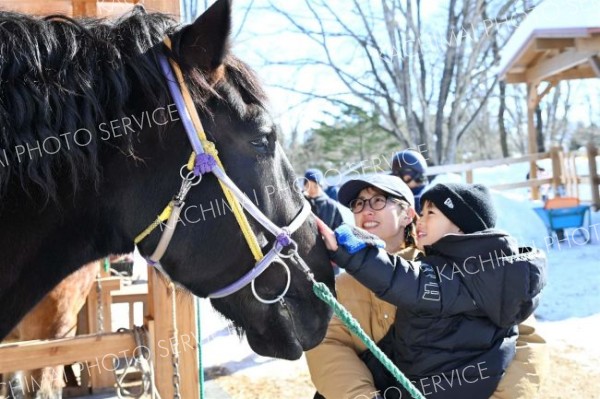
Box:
537, 81, 556, 102
509, 64, 599, 83
426, 152, 551, 176
534, 38, 576, 51
588, 143, 600, 210
1, 1, 72, 15
505, 72, 527, 84
527, 83, 540, 108
550, 65, 598, 81
527, 84, 539, 200
589, 55, 600, 77
146, 266, 199, 399
141, 0, 180, 15
550, 146, 565, 193
491, 178, 553, 191
525, 50, 596, 83
97, 3, 136, 17
0, 332, 136, 373
575, 36, 600, 52
86, 276, 122, 391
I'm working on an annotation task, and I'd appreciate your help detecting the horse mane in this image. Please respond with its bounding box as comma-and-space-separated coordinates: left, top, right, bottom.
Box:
0, 7, 266, 201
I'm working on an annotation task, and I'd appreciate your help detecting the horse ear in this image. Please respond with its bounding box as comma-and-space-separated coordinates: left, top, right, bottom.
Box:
176, 0, 231, 71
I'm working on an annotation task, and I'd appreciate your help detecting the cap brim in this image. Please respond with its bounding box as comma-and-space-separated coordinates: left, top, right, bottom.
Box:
338, 178, 413, 208
338, 180, 374, 207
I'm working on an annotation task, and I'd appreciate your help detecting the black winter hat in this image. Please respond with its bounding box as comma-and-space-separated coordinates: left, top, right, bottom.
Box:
420, 183, 496, 234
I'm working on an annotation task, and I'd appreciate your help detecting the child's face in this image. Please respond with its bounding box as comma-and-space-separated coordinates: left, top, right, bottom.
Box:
416, 201, 462, 250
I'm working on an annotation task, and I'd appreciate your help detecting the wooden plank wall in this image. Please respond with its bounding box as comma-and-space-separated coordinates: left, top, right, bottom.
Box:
0, 0, 180, 18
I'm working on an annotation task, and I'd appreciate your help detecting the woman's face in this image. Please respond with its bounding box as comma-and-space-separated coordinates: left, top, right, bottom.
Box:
352, 187, 413, 249
416, 201, 462, 250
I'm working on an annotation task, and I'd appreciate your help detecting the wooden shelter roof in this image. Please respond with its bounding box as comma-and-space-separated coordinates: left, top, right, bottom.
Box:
498, 0, 600, 84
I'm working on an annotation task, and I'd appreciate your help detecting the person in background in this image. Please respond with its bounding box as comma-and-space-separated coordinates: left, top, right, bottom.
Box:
309, 180, 548, 399
390, 150, 428, 214
304, 168, 344, 230
324, 184, 339, 201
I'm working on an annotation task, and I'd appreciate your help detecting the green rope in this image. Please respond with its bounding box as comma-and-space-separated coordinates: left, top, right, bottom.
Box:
197, 298, 205, 399
312, 281, 426, 399
103, 257, 110, 273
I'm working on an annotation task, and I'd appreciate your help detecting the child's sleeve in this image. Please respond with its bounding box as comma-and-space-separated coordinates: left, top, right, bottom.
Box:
331, 225, 468, 313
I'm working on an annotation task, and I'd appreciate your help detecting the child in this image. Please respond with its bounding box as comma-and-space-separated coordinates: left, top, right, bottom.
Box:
317, 182, 546, 399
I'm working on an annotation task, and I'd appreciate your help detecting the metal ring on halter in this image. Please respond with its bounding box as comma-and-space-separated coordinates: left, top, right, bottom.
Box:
250, 258, 291, 304
277, 240, 298, 259
179, 165, 202, 186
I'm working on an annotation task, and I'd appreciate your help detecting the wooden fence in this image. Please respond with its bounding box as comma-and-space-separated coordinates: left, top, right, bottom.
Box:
427, 143, 600, 210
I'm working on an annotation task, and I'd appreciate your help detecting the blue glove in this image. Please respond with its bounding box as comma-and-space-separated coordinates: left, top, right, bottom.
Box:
334, 224, 386, 255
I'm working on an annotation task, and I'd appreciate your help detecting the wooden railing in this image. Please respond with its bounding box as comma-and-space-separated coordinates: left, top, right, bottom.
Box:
426, 143, 600, 210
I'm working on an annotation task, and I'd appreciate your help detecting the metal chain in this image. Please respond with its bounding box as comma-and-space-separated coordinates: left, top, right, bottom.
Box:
169, 282, 182, 399
96, 271, 104, 334
288, 251, 317, 284
113, 327, 162, 399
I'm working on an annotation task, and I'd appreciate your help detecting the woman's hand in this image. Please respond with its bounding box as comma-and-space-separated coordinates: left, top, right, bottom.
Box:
315, 216, 339, 252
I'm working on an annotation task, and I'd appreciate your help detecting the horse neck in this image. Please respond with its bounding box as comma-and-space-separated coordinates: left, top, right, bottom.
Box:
0, 194, 105, 339
0, 141, 141, 340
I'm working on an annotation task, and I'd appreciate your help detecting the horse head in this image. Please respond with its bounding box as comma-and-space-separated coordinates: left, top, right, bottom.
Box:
0, 0, 334, 360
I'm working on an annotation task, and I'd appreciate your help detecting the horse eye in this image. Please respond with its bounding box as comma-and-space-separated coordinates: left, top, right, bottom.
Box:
250, 135, 270, 154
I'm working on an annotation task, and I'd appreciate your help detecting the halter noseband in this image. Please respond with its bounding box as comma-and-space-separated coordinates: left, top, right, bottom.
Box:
134, 39, 313, 303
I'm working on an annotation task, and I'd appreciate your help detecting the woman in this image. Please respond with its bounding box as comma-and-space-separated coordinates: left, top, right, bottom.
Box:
306, 174, 419, 399
306, 174, 548, 399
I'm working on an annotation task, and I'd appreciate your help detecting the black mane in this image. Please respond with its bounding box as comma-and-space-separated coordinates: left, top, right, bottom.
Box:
0, 8, 177, 198
0, 8, 267, 200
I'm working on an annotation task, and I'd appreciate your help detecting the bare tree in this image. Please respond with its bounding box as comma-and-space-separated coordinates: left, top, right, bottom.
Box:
266, 0, 526, 164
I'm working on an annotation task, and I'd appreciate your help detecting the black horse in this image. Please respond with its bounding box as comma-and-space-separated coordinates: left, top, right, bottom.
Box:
0, 0, 334, 360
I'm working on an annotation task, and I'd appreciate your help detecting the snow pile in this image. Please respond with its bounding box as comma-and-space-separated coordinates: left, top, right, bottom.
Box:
535, 210, 600, 321
428, 174, 549, 248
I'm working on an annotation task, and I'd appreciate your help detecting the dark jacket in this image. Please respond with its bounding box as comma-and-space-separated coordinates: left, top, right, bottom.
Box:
333, 229, 546, 399
307, 194, 344, 230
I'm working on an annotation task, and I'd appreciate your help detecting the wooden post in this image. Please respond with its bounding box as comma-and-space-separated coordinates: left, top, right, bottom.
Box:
588, 143, 600, 209
72, 0, 96, 17
567, 152, 580, 198
465, 170, 474, 184
86, 276, 122, 392
527, 84, 540, 200
550, 146, 565, 196
142, 0, 181, 15
146, 266, 199, 399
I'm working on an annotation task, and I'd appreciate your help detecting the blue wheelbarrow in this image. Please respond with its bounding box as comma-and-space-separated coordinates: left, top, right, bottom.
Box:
533, 198, 592, 244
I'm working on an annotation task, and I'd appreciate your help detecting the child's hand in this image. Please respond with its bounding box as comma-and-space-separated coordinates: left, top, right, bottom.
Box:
315, 216, 339, 252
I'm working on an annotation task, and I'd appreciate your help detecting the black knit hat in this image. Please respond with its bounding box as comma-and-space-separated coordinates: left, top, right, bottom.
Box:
420, 183, 496, 234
